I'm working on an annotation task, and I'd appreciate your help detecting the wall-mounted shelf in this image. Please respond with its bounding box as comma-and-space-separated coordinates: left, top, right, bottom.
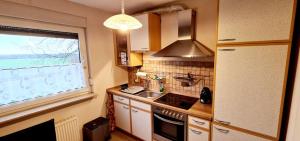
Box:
113, 30, 142, 67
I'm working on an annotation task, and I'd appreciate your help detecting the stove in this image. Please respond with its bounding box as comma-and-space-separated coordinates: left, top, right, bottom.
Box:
153, 93, 198, 141
154, 93, 199, 110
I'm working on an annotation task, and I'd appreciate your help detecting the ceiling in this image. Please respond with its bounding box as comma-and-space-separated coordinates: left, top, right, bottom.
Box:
69, 0, 176, 14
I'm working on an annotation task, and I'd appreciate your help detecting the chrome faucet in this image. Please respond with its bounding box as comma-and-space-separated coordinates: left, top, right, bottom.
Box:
143, 79, 151, 91
136, 71, 165, 93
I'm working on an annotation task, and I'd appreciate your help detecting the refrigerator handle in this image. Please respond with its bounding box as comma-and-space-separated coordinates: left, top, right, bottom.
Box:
214, 127, 230, 134
214, 119, 231, 125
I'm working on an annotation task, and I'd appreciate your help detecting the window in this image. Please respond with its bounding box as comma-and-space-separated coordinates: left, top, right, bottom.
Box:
0, 25, 89, 107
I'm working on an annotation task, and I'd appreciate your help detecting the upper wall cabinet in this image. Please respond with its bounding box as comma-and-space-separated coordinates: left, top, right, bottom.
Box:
130, 13, 161, 52
218, 0, 295, 44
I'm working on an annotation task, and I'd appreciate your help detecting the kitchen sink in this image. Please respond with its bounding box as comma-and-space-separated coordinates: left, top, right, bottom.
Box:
136, 91, 162, 99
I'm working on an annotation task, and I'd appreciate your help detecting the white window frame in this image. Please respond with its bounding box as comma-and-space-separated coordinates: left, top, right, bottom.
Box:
0, 16, 93, 122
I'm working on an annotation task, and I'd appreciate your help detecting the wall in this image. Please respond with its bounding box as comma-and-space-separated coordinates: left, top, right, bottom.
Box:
0, 0, 128, 138
286, 49, 300, 140
286, 10, 300, 140
286, 51, 300, 141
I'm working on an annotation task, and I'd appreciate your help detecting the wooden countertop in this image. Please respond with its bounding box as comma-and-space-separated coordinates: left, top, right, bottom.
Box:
106, 86, 212, 121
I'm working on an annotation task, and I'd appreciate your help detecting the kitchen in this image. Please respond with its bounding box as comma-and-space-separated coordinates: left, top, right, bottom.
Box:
0, 0, 299, 141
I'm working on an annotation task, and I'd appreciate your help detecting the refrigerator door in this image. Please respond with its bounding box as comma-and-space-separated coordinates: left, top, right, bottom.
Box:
214, 45, 288, 137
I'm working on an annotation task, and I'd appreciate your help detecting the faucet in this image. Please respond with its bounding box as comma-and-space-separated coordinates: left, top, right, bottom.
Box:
144, 74, 165, 93
136, 70, 165, 93
143, 79, 151, 91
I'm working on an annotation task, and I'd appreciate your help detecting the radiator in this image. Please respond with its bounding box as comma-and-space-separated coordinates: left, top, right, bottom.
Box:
55, 116, 80, 141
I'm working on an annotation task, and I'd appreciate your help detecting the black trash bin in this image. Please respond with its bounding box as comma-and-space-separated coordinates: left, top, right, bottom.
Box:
83, 117, 110, 141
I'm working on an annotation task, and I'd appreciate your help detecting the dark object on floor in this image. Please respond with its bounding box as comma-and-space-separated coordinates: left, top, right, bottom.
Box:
1, 119, 57, 141
83, 117, 111, 141
200, 87, 212, 104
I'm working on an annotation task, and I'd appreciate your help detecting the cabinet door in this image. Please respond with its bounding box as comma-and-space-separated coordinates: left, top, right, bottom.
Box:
214, 45, 288, 137
218, 0, 294, 43
212, 125, 271, 141
114, 102, 131, 133
188, 126, 209, 141
130, 14, 150, 51
131, 107, 152, 141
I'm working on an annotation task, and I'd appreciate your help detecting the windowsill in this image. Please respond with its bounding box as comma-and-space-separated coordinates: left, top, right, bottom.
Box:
0, 93, 96, 125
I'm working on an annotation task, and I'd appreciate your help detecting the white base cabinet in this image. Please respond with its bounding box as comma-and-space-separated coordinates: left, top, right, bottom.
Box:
114, 101, 131, 133
212, 125, 271, 141
113, 95, 152, 140
188, 116, 210, 141
188, 126, 209, 141
131, 107, 152, 141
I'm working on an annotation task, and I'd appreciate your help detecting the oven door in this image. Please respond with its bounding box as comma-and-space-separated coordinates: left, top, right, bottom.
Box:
153, 113, 186, 141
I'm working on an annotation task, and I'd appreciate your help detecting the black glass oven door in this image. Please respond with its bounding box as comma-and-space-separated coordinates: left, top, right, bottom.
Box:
153, 113, 185, 141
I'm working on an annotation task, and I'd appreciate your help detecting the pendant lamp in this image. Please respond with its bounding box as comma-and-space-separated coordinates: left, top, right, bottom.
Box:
103, 0, 142, 30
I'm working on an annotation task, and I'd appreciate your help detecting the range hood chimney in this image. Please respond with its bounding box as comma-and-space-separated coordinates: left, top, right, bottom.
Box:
152, 9, 214, 58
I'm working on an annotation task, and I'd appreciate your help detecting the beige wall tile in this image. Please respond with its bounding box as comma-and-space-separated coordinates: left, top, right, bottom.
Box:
129, 60, 214, 97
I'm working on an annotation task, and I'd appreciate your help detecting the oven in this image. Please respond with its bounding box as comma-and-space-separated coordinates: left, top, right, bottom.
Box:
152, 106, 187, 141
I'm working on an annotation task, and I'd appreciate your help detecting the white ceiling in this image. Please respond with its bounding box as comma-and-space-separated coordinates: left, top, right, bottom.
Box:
69, 0, 176, 14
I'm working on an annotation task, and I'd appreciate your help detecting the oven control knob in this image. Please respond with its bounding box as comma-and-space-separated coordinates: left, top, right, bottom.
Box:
166, 111, 170, 115
164, 110, 168, 115
179, 115, 184, 120
168, 111, 173, 116
176, 114, 180, 119
172, 113, 176, 117
162, 109, 166, 114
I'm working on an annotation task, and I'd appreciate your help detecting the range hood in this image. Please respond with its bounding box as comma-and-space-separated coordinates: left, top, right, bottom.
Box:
152, 9, 214, 58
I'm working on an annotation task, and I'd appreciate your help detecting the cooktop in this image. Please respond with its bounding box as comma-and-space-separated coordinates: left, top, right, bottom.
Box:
154, 93, 199, 110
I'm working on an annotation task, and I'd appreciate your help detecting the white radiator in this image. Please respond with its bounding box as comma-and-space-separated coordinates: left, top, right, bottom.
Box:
55, 116, 80, 141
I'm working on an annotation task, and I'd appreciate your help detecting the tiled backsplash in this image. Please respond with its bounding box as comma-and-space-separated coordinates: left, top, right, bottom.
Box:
128, 60, 214, 97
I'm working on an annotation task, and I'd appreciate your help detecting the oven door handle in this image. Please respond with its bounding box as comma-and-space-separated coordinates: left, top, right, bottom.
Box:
154, 114, 184, 126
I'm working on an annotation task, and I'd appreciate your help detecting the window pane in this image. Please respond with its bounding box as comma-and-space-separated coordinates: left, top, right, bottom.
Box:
0, 27, 87, 106
0, 34, 80, 69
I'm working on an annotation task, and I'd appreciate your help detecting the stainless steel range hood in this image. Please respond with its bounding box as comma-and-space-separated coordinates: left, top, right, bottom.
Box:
152, 9, 214, 58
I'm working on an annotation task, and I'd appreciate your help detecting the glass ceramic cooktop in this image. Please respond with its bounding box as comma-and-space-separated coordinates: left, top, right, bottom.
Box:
154, 93, 199, 110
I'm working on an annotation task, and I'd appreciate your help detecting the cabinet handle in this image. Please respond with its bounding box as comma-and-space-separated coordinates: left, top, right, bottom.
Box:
154, 114, 184, 126
132, 109, 138, 113
123, 106, 129, 109
214, 119, 231, 125
190, 129, 202, 135
218, 48, 236, 51
141, 48, 148, 50
218, 38, 236, 41
193, 120, 205, 125
118, 98, 124, 101
214, 127, 230, 134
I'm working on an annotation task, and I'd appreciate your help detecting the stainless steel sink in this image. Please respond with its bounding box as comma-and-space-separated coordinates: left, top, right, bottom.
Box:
136, 91, 162, 99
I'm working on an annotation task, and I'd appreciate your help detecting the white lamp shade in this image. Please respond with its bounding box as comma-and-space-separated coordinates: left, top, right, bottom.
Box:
103, 14, 142, 30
